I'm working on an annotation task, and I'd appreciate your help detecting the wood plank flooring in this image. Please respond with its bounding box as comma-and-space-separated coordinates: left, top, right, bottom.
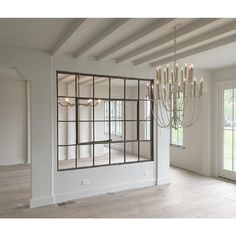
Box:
1, 164, 236, 218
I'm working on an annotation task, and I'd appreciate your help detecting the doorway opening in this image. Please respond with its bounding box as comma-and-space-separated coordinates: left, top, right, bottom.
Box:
0, 68, 31, 214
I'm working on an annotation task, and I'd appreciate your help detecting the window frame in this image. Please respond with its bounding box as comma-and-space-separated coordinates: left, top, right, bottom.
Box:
56, 71, 154, 171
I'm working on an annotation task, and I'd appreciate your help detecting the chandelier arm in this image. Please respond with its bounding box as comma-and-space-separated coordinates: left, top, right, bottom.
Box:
153, 102, 170, 128
156, 101, 169, 127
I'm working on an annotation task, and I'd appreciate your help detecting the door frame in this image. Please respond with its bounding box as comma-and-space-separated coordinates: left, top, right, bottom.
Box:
217, 80, 236, 181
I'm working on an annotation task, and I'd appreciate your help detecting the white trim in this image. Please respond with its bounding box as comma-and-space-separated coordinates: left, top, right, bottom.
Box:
216, 80, 236, 180
26, 81, 31, 164
54, 179, 156, 204
156, 177, 171, 185
30, 196, 54, 208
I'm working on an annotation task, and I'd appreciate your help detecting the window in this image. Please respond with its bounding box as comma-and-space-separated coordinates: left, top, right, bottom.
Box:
171, 127, 183, 146
104, 101, 123, 136
57, 71, 154, 171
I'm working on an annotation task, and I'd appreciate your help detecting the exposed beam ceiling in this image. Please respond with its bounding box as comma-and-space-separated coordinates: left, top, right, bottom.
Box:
74, 18, 130, 58
51, 18, 86, 56
115, 18, 219, 63
150, 34, 236, 67
95, 18, 176, 61
134, 20, 236, 65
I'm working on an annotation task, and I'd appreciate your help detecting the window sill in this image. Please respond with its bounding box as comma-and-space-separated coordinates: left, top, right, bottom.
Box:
170, 144, 185, 149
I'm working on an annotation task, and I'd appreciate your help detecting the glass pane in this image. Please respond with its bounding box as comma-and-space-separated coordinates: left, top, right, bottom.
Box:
94, 144, 109, 166
140, 141, 151, 161
77, 145, 93, 168
110, 100, 124, 121
224, 129, 233, 171
126, 80, 138, 99
140, 100, 151, 120
126, 101, 137, 120
94, 77, 109, 98
111, 78, 124, 99
78, 122, 93, 143
58, 146, 76, 170
111, 121, 124, 141
126, 121, 137, 141
234, 131, 236, 172
58, 74, 76, 97
178, 128, 184, 146
126, 142, 138, 162
58, 98, 76, 121
58, 122, 76, 145
94, 99, 108, 121
94, 121, 109, 141
78, 75, 93, 98
171, 128, 178, 145
111, 143, 124, 164
140, 121, 150, 140
224, 89, 233, 129
140, 80, 151, 100
77, 99, 93, 121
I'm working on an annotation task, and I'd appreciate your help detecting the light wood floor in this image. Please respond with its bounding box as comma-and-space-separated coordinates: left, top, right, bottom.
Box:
1, 164, 236, 218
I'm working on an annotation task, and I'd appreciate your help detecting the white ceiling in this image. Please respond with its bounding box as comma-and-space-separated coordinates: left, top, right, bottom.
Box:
1, 18, 236, 69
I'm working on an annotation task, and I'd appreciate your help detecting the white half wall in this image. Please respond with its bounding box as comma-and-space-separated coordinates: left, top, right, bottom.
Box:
53, 55, 171, 204
0, 78, 27, 165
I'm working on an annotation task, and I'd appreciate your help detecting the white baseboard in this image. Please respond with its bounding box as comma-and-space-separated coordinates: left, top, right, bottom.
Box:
156, 177, 171, 185
54, 178, 156, 204
0, 159, 25, 166
30, 196, 54, 208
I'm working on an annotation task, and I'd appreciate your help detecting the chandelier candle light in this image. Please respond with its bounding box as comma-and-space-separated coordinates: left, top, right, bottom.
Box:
147, 25, 203, 129
58, 97, 102, 107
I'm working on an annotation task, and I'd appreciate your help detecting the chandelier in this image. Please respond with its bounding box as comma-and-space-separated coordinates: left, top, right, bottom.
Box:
58, 97, 102, 107
147, 24, 203, 129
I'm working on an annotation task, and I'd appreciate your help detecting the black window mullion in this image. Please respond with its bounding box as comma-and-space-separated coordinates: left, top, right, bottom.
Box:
93, 76, 95, 166
75, 74, 78, 169
150, 80, 154, 161
124, 79, 126, 163
109, 77, 111, 165
138, 80, 140, 162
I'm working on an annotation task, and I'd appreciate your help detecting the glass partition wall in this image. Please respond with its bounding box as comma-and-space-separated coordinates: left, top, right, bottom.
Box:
57, 71, 154, 171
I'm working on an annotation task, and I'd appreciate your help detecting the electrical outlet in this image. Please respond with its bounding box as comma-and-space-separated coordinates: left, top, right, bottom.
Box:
81, 179, 90, 185
144, 170, 151, 177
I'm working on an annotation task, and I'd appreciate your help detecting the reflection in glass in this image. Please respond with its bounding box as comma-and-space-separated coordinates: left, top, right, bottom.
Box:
126, 142, 138, 162
111, 79, 124, 99
94, 77, 109, 98
58, 73, 76, 97
140, 141, 151, 161
126, 101, 137, 120
94, 144, 109, 166
78, 75, 93, 98
111, 143, 124, 164
58, 146, 76, 170
126, 80, 138, 99
77, 145, 93, 168
126, 121, 137, 141
58, 122, 76, 145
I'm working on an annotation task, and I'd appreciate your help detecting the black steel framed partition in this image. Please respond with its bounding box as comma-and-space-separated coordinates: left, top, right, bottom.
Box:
56, 71, 154, 171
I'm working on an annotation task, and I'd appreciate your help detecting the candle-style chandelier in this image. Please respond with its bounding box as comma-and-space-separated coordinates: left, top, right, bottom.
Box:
147, 24, 203, 129
58, 97, 102, 107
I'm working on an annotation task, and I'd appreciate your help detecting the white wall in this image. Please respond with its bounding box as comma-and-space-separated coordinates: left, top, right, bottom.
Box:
170, 69, 213, 176
0, 78, 27, 165
0, 46, 171, 208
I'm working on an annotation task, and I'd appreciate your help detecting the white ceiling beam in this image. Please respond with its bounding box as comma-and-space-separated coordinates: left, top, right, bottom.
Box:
150, 34, 236, 67
115, 18, 219, 63
134, 20, 236, 65
74, 18, 130, 58
51, 18, 86, 56
95, 18, 176, 61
